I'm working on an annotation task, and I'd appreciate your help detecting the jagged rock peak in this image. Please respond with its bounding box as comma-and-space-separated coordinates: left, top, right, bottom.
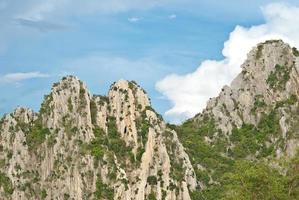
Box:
50, 75, 89, 95
194, 39, 299, 161
12, 107, 36, 123
203, 39, 299, 124
230, 39, 299, 96
108, 79, 151, 110
242, 39, 298, 72
174, 40, 299, 199
39, 76, 93, 140
53, 75, 81, 86
0, 76, 198, 199
0, 107, 35, 137
4, 107, 35, 121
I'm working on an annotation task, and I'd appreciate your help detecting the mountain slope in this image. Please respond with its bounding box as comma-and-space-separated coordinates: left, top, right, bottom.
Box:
2, 39, 299, 200
0, 77, 197, 199
174, 40, 299, 199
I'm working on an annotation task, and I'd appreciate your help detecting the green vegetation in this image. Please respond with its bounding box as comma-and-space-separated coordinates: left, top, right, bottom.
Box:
256, 44, 263, 59
251, 95, 266, 112
41, 189, 47, 199
78, 82, 87, 111
64, 193, 70, 200
147, 176, 157, 185
220, 160, 287, 200
80, 127, 106, 165
286, 153, 299, 198
67, 97, 73, 112
162, 190, 167, 200
128, 81, 136, 91
94, 95, 109, 106
267, 64, 291, 90
26, 118, 51, 150
15, 119, 30, 134
30, 94, 54, 150
79, 126, 109, 169
171, 161, 185, 182
231, 124, 259, 158
136, 111, 150, 146
174, 116, 233, 185
286, 94, 297, 105
4, 72, 299, 200
174, 105, 299, 200
136, 147, 145, 162
40, 94, 53, 115
188, 154, 299, 200
147, 192, 157, 200
0, 159, 5, 168
118, 88, 129, 102
163, 130, 186, 183
94, 176, 114, 200
47, 132, 57, 148
107, 117, 131, 158
292, 47, 299, 57
231, 111, 280, 158
90, 100, 97, 125
61, 115, 77, 139
276, 94, 297, 108
80, 117, 131, 169
144, 105, 163, 120
0, 172, 14, 196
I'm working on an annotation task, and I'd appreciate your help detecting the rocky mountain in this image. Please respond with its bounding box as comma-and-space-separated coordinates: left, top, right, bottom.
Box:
174, 40, 299, 199
1, 39, 299, 200
0, 78, 196, 199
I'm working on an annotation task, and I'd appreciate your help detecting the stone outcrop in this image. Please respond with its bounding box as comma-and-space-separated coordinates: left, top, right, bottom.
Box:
185, 40, 299, 188
2, 39, 299, 199
0, 76, 197, 199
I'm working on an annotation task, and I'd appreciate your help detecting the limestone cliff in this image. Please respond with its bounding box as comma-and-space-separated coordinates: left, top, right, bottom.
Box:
198, 39, 299, 159
0, 76, 197, 199
175, 40, 299, 198
2, 39, 299, 200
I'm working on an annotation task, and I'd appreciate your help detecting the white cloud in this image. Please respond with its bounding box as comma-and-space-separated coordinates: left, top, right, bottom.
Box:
128, 17, 141, 23
0, 72, 49, 84
156, 3, 299, 123
168, 14, 177, 19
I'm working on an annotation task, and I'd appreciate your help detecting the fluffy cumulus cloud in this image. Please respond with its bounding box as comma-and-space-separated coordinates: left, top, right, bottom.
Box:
0, 72, 49, 84
156, 3, 299, 123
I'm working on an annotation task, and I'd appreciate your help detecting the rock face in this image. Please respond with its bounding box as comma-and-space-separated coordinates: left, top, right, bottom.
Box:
0, 76, 197, 199
203, 40, 299, 134
198, 40, 299, 158
2, 39, 299, 200
174, 40, 299, 197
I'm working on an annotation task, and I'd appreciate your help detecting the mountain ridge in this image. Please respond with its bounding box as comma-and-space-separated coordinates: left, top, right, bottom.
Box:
1, 39, 299, 199
174, 39, 299, 199
0, 76, 197, 199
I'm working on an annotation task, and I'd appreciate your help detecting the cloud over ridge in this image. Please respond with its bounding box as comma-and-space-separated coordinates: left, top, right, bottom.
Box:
1, 72, 49, 84
156, 3, 299, 123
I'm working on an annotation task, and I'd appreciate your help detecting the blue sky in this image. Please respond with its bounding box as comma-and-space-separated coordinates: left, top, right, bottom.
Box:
1, 0, 299, 123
